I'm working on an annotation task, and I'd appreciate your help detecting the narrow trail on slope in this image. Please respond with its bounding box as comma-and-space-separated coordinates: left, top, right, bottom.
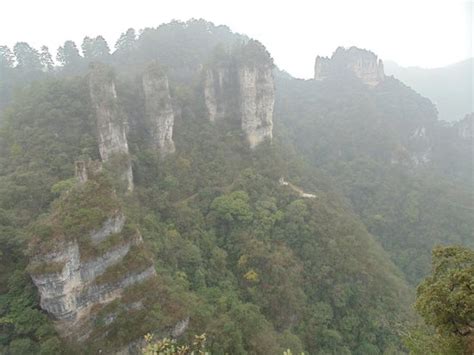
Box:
279, 178, 317, 198
173, 178, 317, 208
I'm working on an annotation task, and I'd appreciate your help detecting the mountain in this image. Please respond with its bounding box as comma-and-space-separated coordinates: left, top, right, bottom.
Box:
0, 20, 472, 354
384, 58, 473, 122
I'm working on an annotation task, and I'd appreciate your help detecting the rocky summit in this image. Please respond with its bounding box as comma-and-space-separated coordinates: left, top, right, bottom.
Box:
314, 46, 385, 86
0, 18, 472, 355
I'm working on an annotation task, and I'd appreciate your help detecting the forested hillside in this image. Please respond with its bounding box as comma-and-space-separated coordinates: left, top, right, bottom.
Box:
384, 59, 473, 122
0, 19, 472, 354
275, 73, 474, 284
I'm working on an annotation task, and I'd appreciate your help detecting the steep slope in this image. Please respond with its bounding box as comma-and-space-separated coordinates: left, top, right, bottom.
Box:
385, 58, 473, 122
0, 68, 413, 352
28, 161, 159, 351
142, 62, 176, 156
1, 20, 468, 354
203, 40, 275, 148
89, 63, 134, 192
275, 49, 474, 284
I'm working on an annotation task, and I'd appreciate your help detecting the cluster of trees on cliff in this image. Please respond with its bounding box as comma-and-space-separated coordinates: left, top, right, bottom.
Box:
0, 19, 249, 110
0, 19, 472, 354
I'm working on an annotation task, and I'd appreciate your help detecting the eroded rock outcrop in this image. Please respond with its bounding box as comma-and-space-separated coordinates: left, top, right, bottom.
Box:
29, 161, 157, 346
315, 46, 385, 86
238, 63, 274, 148
89, 63, 134, 191
203, 40, 275, 148
143, 63, 176, 156
455, 113, 474, 139
203, 66, 233, 122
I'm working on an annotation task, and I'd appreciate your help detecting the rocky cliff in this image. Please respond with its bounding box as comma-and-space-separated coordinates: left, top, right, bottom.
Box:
28, 162, 158, 349
89, 63, 134, 191
238, 63, 274, 148
203, 40, 275, 148
203, 65, 234, 122
315, 46, 385, 86
455, 113, 473, 140
142, 63, 176, 156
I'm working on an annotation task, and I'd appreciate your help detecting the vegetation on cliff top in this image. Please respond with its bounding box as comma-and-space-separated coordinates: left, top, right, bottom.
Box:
0, 19, 471, 354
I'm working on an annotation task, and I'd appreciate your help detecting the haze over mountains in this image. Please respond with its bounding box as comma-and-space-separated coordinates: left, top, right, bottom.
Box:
0, 18, 472, 354
385, 58, 473, 122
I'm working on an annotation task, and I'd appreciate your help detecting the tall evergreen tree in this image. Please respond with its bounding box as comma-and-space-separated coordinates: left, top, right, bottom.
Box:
56, 40, 82, 68
13, 42, 42, 71
81, 35, 110, 61
39, 46, 54, 72
0, 46, 14, 69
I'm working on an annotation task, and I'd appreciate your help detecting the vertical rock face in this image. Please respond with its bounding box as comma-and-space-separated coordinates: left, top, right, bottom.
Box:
455, 113, 474, 139
29, 162, 157, 346
89, 63, 133, 191
75, 160, 102, 184
203, 65, 235, 123
238, 64, 274, 148
314, 56, 331, 81
314, 46, 385, 86
203, 40, 275, 148
204, 69, 218, 122
142, 64, 176, 156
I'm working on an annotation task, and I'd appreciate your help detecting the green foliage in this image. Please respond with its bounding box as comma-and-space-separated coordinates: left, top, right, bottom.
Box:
0, 271, 61, 353
56, 40, 83, 71
28, 171, 121, 256
13, 42, 42, 72
210, 191, 253, 225
416, 246, 474, 336
142, 333, 208, 355
275, 71, 474, 285
0, 19, 470, 355
51, 178, 76, 195
81, 36, 110, 62
406, 246, 474, 354
235, 39, 274, 68
403, 324, 465, 355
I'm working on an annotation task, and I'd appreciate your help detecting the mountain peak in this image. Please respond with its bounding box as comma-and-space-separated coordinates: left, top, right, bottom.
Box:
314, 46, 385, 86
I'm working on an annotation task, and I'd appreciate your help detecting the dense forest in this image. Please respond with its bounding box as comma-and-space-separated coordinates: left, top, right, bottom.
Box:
0, 19, 472, 354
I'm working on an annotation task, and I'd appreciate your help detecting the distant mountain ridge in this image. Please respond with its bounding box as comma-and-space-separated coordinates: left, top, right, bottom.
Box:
384, 58, 473, 122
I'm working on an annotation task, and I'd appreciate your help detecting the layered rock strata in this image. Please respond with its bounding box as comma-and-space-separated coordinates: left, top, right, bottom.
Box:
29, 161, 156, 342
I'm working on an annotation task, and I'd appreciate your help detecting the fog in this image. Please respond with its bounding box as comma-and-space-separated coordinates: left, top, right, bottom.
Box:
1, 0, 471, 78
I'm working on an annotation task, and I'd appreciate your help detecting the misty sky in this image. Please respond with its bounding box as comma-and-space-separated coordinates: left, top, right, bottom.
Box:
1, 0, 472, 78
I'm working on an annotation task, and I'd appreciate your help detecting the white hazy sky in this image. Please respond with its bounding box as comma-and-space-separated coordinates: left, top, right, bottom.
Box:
1, 0, 472, 78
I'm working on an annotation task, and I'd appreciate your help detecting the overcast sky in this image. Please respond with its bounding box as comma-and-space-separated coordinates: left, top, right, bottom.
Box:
1, 0, 472, 78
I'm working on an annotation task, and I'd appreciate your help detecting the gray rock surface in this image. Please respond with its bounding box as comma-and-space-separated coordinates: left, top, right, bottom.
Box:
30, 215, 155, 340
456, 113, 473, 139
143, 66, 176, 156
203, 47, 275, 149
204, 66, 234, 122
239, 65, 274, 148
90, 213, 125, 244
89, 64, 134, 191
315, 46, 385, 86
